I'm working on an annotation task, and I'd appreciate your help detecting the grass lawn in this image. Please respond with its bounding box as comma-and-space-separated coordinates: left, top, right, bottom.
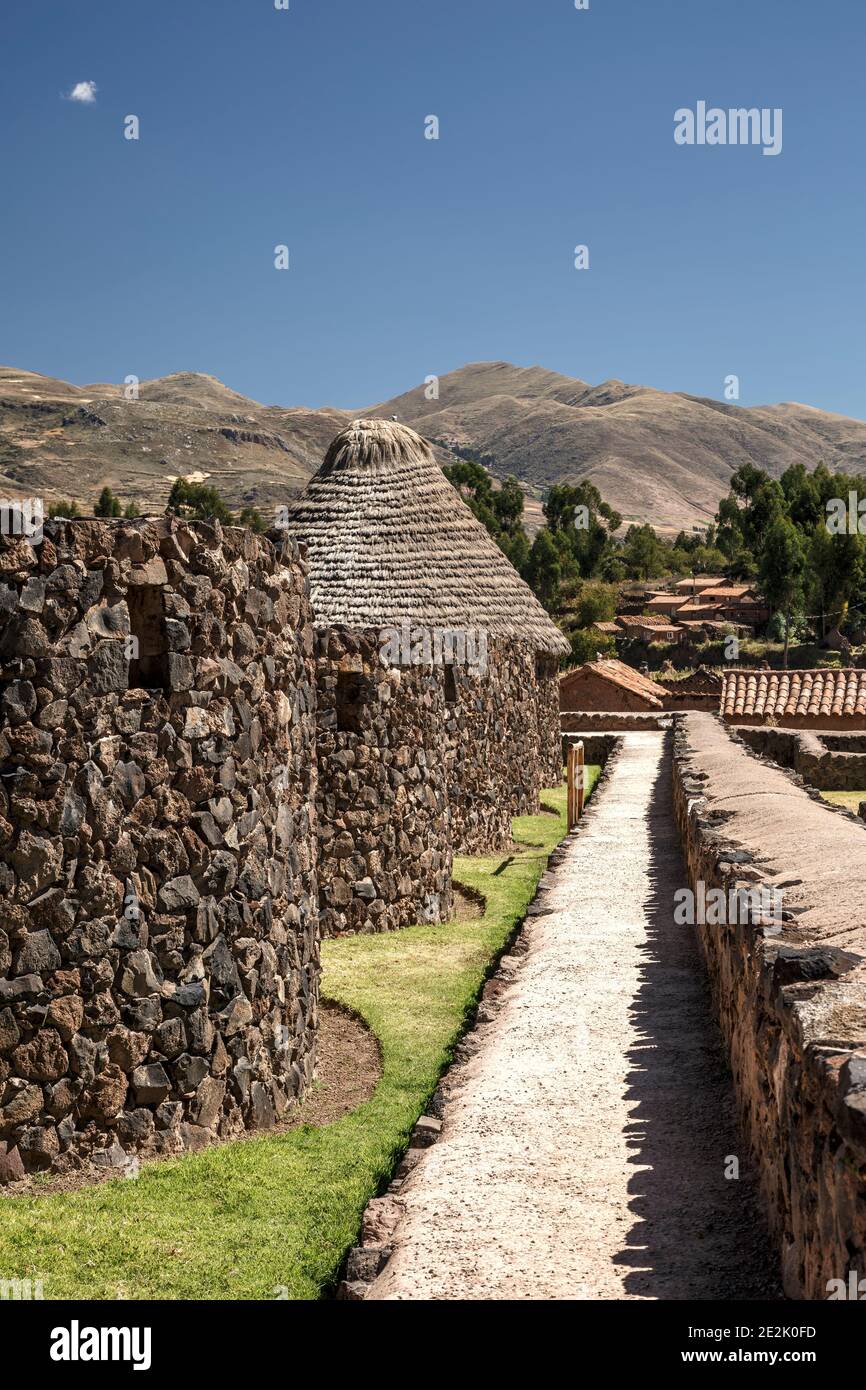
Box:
820, 789, 866, 814
0, 771, 599, 1301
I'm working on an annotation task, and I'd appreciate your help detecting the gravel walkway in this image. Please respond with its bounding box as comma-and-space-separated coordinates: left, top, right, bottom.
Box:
368, 732, 778, 1301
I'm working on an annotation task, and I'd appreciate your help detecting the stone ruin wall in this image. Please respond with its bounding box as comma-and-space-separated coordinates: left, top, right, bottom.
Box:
734, 725, 866, 792
447, 641, 561, 856
314, 627, 453, 936
0, 517, 319, 1177
314, 633, 563, 933
560, 732, 619, 768
671, 714, 866, 1298
534, 654, 563, 790
560, 710, 670, 733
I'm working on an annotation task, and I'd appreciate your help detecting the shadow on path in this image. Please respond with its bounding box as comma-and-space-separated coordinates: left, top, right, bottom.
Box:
614, 738, 781, 1300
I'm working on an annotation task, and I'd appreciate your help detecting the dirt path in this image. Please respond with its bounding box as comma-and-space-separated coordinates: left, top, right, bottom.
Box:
368, 732, 779, 1301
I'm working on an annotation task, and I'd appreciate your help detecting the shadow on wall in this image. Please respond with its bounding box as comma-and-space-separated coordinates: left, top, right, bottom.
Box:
612, 744, 780, 1300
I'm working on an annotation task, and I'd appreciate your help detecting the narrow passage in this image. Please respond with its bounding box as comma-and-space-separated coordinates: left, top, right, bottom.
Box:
369, 732, 779, 1300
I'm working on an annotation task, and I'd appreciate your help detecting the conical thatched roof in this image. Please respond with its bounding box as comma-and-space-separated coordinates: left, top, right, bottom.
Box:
285, 419, 569, 655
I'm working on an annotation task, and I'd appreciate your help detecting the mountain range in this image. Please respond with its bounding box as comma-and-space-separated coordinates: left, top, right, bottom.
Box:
3, 361, 866, 534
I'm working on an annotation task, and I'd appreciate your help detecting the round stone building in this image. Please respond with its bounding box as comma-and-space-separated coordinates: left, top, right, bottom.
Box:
285, 419, 569, 936
0, 515, 320, 1174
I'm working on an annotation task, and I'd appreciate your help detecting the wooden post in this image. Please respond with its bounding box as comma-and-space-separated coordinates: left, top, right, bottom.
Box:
576, 740, 585, 820
567, 740, 585, 831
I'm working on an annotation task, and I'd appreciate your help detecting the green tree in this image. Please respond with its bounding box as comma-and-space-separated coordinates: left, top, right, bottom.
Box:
571, 580, 617, 629
167, 479, 234, 524
526, 530, 562, 611
239, 505, 266, 533
569, 628, 615, 665
492, 475, 525, 530
95, 486, 123, 517
759, 516, 807, 668
621, 523, 666, 580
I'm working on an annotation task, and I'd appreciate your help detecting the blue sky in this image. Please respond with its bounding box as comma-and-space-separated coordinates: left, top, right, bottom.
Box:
1, 0, 864, 416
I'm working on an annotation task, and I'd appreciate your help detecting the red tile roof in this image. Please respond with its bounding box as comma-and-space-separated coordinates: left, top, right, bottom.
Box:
645, 594, 687, 610
721, 668, 866, 722
696, 585, 754, 600
672, 576, 726, 591
561, 658, 668, 706
674, 602, 725, 617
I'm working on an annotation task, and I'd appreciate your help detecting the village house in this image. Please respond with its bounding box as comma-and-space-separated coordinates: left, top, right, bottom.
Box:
671, 575, 726, 594
559, 658, 668, 713
644, 593, 690, 617
612, 614, 686, 645
640, 580, 769, 633
592, 620, 623, 639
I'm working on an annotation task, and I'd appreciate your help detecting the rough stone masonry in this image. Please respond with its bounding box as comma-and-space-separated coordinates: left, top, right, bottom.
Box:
0, 517, 319, 1176
672, 713, 866, 1299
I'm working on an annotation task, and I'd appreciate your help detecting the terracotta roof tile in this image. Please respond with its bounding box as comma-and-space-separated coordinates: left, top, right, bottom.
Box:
721, 668, 866, 722
672, 575, 726, 591
696, 585, 754, 600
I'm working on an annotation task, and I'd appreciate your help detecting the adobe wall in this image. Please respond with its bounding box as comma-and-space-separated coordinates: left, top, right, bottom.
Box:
671, 713, 866, 1298
559, 671, 657, 713
0, 517, 319, 1176
734, 725, 866, 791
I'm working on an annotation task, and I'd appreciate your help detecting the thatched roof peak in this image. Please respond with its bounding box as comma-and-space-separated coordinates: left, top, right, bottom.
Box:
285, 419, 568, 655
319, 418, 429, 477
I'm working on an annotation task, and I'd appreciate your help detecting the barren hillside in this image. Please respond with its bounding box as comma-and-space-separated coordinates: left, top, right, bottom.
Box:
3, 360, 866, 532
368, 362, 866, 532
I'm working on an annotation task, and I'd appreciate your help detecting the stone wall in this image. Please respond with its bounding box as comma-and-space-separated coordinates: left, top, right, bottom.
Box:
0, 516, 319, 1176
314, 627, 453, 936
561, 732, 618, 767
314, 634, 562, 934
734, 725, 866, 791
447, 641, 560, 855
660, 692, 719, 712
671, 713, 866, 1298
822, 733, 866, 754
560, 710, 670, 733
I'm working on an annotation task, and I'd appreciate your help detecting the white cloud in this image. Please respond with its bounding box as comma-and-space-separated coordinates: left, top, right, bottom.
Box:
67, 80, 97, 104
